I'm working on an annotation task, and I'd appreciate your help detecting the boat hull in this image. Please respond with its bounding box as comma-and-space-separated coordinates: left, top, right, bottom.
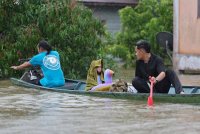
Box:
10, 78, 200, 104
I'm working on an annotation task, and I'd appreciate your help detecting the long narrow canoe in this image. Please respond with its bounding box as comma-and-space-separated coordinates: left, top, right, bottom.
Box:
10, 78, 200, 104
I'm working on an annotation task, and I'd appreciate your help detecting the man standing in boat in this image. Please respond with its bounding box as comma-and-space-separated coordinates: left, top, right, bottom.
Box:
132, 40, 184, 94
11, 40, 65, 88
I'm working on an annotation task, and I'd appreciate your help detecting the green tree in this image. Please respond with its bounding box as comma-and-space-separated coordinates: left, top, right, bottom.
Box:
0, 0, 105, 79
117, 0, 173, 58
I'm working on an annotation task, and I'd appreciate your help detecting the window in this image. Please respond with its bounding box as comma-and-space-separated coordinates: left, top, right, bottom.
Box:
198, 0, 200, 18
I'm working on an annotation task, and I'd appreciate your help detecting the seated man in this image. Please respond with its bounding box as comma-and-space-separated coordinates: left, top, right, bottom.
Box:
85, 59, 114, 91
132, 40, 184, 94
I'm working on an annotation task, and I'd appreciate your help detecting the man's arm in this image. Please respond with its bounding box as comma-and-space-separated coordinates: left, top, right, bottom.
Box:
151, 57, 166, 84
156, 71, 166, 81
11, 62, 32, 70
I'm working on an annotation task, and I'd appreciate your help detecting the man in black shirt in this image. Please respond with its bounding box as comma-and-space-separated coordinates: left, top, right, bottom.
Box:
132, 40, 184, 94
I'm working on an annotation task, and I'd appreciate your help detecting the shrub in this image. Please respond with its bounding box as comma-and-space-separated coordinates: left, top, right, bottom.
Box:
0, 0, 105, 79
117, 0, 173, 59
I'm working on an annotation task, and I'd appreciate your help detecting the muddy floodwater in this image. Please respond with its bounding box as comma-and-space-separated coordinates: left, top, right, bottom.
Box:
1, 80, 200, 134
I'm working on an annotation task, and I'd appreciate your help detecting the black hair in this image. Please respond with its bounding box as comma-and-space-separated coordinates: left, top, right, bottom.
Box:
38, 40, 52, 55
136, 40, 151, 53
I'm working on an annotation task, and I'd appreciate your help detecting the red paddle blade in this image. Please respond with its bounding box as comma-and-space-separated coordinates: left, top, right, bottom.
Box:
147, 96, 153, 106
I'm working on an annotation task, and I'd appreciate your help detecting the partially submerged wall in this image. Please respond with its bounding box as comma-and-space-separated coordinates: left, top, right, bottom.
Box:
174, 0, 200, 72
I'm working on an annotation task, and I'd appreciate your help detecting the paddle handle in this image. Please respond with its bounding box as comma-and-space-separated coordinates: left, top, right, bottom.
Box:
147, 77, 154, 106
149, 78, 154, 98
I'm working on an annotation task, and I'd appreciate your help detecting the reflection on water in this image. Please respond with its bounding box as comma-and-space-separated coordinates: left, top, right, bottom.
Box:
0, 80, 200, 134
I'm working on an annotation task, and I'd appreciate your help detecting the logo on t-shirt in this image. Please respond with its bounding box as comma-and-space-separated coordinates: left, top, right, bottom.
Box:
43, 55, 60, 70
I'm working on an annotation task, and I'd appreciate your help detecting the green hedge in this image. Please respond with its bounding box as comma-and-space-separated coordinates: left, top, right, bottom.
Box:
0, 0, 105, 79
117, 0, 173, 58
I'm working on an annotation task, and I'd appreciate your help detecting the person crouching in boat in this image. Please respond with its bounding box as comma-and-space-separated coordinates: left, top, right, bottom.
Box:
132, 40, 184, 94
85, 59, 114, 91
11, 40, 65, 88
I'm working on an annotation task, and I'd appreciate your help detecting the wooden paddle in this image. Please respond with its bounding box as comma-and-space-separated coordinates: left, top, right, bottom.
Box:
147, 77, 154, 106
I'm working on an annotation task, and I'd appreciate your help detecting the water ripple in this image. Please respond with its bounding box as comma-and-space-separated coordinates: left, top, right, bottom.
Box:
0, 81, 200, 134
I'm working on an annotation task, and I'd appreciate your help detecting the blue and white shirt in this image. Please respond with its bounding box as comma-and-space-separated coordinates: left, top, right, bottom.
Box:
29, 51, 65, 87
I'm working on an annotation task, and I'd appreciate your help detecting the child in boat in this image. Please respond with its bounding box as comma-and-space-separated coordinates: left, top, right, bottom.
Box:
85, 59, 114, 91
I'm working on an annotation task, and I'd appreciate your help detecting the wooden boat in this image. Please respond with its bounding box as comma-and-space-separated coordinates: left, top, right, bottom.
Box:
10, 77, 200, 104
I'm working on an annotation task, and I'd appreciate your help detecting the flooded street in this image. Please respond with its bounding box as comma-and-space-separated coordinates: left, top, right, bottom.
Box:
1, 80, 200, 134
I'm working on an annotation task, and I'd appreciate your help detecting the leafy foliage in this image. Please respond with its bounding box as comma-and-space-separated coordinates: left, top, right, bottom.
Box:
0, 0, 105, 79
117, 0, 173, 58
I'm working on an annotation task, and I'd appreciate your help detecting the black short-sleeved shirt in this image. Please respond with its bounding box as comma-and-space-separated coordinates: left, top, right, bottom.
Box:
135, 53, 166, 81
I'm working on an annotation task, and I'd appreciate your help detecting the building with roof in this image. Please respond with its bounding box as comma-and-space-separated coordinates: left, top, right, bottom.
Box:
78, 0, 138, 35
